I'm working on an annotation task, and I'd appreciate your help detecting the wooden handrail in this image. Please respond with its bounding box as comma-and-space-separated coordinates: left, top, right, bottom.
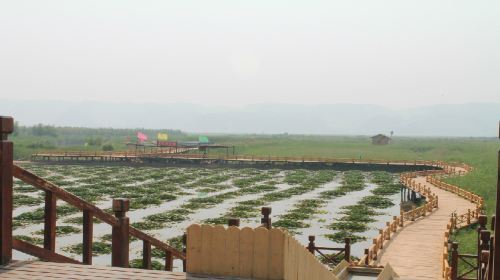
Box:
11, 164, 185, 266
358, 169, 444, 266
13, 165, 118, 226
12, 238, 81, 264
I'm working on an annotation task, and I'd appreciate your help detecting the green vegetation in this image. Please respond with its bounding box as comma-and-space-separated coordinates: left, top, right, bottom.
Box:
63, 241, 112, 256
9, 129, 498, 259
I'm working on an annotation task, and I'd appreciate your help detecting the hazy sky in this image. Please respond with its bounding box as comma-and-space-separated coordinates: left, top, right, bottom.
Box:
1, 1, 499, 108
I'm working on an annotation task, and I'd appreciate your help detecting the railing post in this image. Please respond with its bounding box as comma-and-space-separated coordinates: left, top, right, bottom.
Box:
479, 230, 491, 280
164, 251, 173, 271
142, 240, 151, 269
228, 218, 240, 227
43, 190, 56, 252
451, 242, 459, 280
488, 236, 494, 280
182, 233, 187, 272
478, 215, 487, 279
364, 249, 369, 265
400, 210, 404, 227
494, 124, 500, 280
261, 207, 272, 229
344, 238, 351, 262
82, 210, 93, 264
307, 235, 315, 254
112, 198, 129, 267
0, 116, 14, 265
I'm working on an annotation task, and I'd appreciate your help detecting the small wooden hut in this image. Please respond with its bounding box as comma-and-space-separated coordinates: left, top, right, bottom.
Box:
371, 134, 391, 145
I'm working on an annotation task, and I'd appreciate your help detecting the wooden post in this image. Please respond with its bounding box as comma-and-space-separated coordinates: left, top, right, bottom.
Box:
182, 233, 187, 272
261, 207, 272, 229
386, 222, 391, 240
344, 238, 351, 262
494, 125, 500, 279
164, 251, 173, 271
43, 190, 56, 252
0, 116, 13, 265
82, 210, 93, 264
479, 230, 491, 280
307, 235, 315, 254
400, 210, 404, 227
378, 230, 384, 249
451, 242, 459, 280
228, 218, 240, 227
467, 209, 471, 224
111, 198, 129, 267
477, 215, 487, 279
488, 236, 494, 280
364, 249, 369, 265
142, 240, 151, 269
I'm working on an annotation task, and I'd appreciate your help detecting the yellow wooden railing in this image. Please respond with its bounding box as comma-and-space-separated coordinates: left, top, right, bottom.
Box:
186, 224, 338, 280
358, 170, 441, 266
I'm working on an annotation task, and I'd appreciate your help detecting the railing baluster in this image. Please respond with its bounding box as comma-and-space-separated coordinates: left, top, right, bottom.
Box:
344, 238, 351, 262
112, 198, 129, 267
0, 116, 14, 265
82, 210, 93, 264
43, 190, 56, 251
307, 235, 315, 254
451, 242, 458, 280
182, 233, 187, 272
164, 250, 173, 271
142, 240, 151, 269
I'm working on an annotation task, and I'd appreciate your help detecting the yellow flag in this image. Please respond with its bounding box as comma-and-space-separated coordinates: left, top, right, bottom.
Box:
157, 133, 168, 141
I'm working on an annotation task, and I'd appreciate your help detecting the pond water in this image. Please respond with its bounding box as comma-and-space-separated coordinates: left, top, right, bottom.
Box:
12, 164, 407, 271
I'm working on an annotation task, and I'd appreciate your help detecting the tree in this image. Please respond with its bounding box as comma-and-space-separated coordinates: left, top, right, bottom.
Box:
102, 144, 114, 151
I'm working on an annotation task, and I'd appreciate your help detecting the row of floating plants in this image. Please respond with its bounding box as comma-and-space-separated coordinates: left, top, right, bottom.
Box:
13, 163, 273, 257
273, 170, 367, 238
202, 170, 338, 226
325, 171, 399, 243
11, 164, 404, 269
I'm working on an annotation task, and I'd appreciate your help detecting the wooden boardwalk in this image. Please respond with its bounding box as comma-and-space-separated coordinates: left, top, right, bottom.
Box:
0, 261, 249, 280
376, 171, 476, 280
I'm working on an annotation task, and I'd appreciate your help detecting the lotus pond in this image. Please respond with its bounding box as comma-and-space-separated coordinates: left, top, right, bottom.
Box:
13, 163, 408, 270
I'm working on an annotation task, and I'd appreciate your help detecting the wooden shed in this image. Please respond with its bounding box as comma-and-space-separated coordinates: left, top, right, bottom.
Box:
371, 134, 391, 145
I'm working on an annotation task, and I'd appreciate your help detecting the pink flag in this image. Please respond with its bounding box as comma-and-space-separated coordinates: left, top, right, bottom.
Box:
137, 132, 148, 142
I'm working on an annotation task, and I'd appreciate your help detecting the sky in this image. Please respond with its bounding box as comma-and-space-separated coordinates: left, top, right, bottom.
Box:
1, 1, 499, 109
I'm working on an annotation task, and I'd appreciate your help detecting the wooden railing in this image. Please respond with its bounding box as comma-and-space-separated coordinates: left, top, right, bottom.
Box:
32, 147, 194, 158
446, 216, 495, 280
186, 224, 338, 280
11, 165, 185, 269
358, 170, 441, 266
0, 116, 185, 270
424, 169, 485, 280
32, 151, 458, 167
307, 236, 351, 267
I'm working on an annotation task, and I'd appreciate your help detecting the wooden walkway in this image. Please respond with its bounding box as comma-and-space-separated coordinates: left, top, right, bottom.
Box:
0, 261, 249, 280
376, 171, 476, 280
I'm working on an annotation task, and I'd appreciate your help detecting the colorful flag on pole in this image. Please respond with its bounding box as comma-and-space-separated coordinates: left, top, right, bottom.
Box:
137, 132, 148, 142
157, 133, 168, 141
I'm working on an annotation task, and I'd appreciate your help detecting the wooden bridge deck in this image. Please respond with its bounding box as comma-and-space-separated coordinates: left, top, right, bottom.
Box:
0, 261, 247, 280
376, 171, 476, 280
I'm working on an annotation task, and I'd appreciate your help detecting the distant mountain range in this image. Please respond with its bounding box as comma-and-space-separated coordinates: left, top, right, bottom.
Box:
1, 100, 498, 137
